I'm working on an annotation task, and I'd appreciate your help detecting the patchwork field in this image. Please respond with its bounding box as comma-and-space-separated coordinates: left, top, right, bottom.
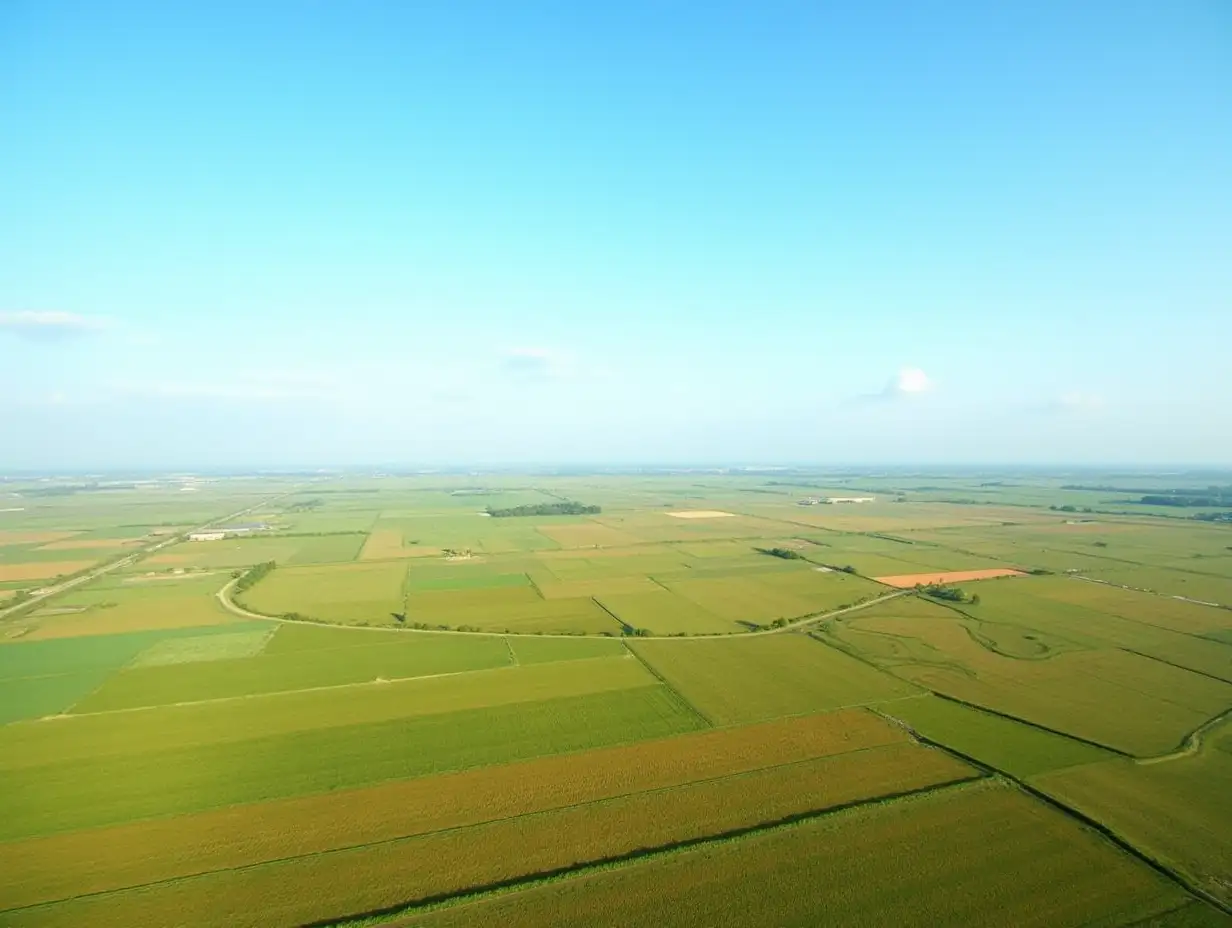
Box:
1, 472, 1229, 927
400, 782, 1201, 928
631, 633, 920, 724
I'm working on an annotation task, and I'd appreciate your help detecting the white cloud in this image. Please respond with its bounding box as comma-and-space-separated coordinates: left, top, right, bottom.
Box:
890, 367, 932, 396
856, 366, 934, 402
0, 311, 109, 340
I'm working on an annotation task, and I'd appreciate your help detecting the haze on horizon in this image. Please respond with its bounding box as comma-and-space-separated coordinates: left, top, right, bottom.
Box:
1, 1, 1229, 470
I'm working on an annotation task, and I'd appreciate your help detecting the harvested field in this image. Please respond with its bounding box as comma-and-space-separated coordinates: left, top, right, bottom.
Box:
873, 568, 1026, 587
632, 634, 918, 724
665, 510, 735, 519
1, 741, 974, 926
0, 709, 913, 910
0, 560, 96, 582
398, 782, 1186, 928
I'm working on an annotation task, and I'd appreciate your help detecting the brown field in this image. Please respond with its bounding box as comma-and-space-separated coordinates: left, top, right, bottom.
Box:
0, 709, 910, 910
665, 510, 735, 519
2, 740, 973, 927
874, 568, 1026, 587
0, 561, 97, 582
0, 530, 79, 546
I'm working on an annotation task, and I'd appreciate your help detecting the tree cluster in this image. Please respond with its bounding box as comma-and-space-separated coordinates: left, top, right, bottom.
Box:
234, 561, 275, 594
919, 583, 979, 605
1140, 492, 1232, 508
486, 501, 601, 518
755, 547, 804, 560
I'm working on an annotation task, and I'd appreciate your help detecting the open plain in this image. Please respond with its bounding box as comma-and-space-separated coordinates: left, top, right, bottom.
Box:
0, 471, 1230, 926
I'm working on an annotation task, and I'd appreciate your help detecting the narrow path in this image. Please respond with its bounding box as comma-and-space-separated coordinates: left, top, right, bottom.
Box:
219, 580, 909, 641
1135, 707, 1232, 766
1070, 574, 1230, 611
0, 492, 297, 623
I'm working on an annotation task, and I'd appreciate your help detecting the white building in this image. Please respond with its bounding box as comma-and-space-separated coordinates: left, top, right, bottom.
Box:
797, 496, 876, 506
188, 531, 226, 542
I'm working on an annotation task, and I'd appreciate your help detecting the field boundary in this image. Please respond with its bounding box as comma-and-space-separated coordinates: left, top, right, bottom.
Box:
621, 641, 713, 726
216, 577, 909, 641
0, 741, 965, 917
872, 709, 1232, 917
301, 777, 987, 928
1135, 705, 1232, 765
0, 491, 299, 625
928, 692, 1135, 759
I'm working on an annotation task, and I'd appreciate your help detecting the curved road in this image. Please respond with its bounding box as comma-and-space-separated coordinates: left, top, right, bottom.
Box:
0, 492, 294, 624
217, 576, 909, 641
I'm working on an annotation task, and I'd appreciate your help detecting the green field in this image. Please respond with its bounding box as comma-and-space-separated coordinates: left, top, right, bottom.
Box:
1, 472, 1229, 927
1033, 715, 1232, 906
399, 783, 1198, 928
632, 633, 919, 724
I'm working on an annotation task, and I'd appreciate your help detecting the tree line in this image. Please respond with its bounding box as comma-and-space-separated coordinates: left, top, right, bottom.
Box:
486, 501, 601, 518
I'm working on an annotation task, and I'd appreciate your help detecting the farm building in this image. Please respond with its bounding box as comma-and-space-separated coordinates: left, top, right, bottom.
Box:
187, 522, 271, 541
797, 496, 876, 506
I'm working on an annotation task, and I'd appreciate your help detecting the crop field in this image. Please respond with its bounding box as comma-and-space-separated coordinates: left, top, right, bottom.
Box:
881, 694, 1116, 777
1032, 715, 1232, 906
0, 472, 1229, 926
0, 710, 950, 917
632, 633, 920, 724
400, 782, 1200, 928
824, 597, 1232, 756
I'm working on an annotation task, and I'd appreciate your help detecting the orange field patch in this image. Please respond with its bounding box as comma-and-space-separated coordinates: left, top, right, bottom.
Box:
873, 568, 1026, 588
0, 561, 97, 582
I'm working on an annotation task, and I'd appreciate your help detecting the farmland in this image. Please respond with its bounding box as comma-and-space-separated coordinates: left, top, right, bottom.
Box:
0, 471, 1229, 926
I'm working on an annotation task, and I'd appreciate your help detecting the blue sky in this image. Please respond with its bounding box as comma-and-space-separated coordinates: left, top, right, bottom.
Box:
2, 1, 1229, 469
